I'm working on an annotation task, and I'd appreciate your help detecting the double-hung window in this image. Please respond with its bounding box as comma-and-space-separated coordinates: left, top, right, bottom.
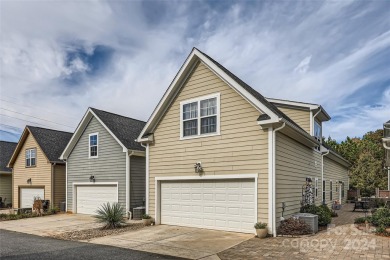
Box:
89, 133, 98, 158
25, 148, 36, 167
181, 94, 220, 139
315, 178, 318, 198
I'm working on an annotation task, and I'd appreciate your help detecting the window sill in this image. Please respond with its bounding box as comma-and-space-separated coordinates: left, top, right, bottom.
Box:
89, 156, 99, 159
180, 132, 220, 141
25, 165, 37, 168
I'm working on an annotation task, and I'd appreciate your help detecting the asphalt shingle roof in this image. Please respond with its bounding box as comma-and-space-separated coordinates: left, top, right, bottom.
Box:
196, 49, 307, 132
0, 141, 17, 172
27, 126, 73, 163
90, 108, 146, 151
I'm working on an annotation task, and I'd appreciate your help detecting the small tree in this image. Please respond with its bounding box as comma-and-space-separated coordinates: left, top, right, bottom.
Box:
94, 202, 125, 229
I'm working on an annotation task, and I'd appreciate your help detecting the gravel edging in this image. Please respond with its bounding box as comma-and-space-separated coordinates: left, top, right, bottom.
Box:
52, 223, 145, 241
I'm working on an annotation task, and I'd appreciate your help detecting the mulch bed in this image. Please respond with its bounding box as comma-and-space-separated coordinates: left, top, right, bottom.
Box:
52, 223, 145, 241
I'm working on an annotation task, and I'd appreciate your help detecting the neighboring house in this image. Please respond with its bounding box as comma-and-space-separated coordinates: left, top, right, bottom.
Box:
7, 126, 72, 209
0, 141, 17, 207
60, 108, 146, 216
137, 48, 350, 235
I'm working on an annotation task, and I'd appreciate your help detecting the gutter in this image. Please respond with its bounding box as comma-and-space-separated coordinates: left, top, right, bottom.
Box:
321, 149, 330, 205
271, 122, 286, 237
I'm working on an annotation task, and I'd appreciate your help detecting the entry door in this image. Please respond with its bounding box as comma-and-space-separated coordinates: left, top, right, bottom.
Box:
20, 188, 44, 208
160, 179, 256, 233
76, 185, 118, 215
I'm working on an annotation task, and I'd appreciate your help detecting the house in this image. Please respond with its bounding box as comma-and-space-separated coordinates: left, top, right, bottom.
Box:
60, 108, 146, 216
7, 126, 72, 209
0, 141, 17, 207
137, 48, 350, 235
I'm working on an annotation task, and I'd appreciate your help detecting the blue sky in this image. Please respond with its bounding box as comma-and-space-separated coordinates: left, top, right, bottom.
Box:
0, 0, 389, 142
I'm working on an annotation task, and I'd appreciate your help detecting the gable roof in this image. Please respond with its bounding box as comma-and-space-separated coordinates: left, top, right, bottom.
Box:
8, 126, 73, 167
137, 47, 317, 145
60, 107, 145, 160
0, 141, 17, 172
266, 97, 331, 122
90, 108, 146, 151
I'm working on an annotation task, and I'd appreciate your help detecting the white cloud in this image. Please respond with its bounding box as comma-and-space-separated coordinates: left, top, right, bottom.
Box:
0, 1, 389, 142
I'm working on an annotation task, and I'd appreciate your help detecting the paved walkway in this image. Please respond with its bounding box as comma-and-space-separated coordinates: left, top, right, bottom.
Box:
218, 203, 390, 260
0, 213, 99, 237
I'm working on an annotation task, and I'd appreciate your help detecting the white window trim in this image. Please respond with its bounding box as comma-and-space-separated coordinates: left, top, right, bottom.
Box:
89, 132, 99, 159
330, 180, 333, 201
322, 178, 326, 203
26, 148, 36, 167
179, 93, 220, 140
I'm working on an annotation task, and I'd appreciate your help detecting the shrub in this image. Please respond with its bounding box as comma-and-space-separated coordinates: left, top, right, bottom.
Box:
254, 222, 267, 229
300, 204, 331, 226
371, 207, 390, 228
142, 214, 151, 219
94, 202, 125, 229
277, 217, 312, 236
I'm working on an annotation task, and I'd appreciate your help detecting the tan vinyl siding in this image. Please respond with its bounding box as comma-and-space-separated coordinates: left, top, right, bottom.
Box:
324, 157, 349, 206
0, 174, 12, 204
12, 133, 52, 208
130, 155, 146, 210
277, 107, 311, 134
67, 117, 127, 212
53, 165, 66, 209
149, 62, 269, 223
275, 132, 322, 221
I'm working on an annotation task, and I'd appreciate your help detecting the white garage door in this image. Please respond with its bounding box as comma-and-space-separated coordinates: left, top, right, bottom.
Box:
76, 185, 118, 215
20, 188, 44, 208
160, 179, 256, 233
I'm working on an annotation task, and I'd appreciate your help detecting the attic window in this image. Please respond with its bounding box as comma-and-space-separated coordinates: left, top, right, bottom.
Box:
89, 133, 98, 158
26, 148, 36, 167
180, 93, 220, 139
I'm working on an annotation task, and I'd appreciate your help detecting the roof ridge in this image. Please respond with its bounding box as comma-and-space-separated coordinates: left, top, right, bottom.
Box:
89, 107, 146, 123
26, 125, 73, 134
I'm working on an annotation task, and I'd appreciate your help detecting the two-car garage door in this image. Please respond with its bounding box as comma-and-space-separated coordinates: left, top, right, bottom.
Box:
160, 179, 256, 233
76, 185, 118, 215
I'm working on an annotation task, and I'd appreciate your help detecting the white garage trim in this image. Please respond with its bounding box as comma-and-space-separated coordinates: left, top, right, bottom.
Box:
72, 182, 119, 213
20, 187, 45, 208
155, 174, 258, 233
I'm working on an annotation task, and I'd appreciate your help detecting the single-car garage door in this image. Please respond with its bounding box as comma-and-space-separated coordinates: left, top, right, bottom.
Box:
20, 188, 44, 208
76, 185, 118, 215
160, 179, 256, 233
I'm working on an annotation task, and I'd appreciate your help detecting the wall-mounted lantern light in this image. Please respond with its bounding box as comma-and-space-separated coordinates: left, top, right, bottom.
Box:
194, 162, 203, 175
27, 178, 32, 184
89, 175, 95, 182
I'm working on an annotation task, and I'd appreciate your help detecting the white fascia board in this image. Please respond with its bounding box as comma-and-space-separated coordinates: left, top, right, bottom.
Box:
266, 98, 319, 110
89, 109, 128, 152
60, 109, 92, 160
137, 51, 199, 142
137, 48, 281, 141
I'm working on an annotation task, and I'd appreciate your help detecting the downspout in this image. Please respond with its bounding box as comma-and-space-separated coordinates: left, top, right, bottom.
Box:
126, 151, 130, 218
140, 143, 149, 215
312, 108, 322, 136
64, 159, 67, 212
321, 150, 330, 205
272, 122, 286, 237
51, 163, 56, 209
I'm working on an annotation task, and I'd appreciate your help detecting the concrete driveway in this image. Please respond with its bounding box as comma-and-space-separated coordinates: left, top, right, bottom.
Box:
0, 213, 98, 237
87, 225, 253, 260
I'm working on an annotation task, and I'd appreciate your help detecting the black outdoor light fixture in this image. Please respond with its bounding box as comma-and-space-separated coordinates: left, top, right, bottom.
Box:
89, 175, 95, 182
27, 178, 32, 184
